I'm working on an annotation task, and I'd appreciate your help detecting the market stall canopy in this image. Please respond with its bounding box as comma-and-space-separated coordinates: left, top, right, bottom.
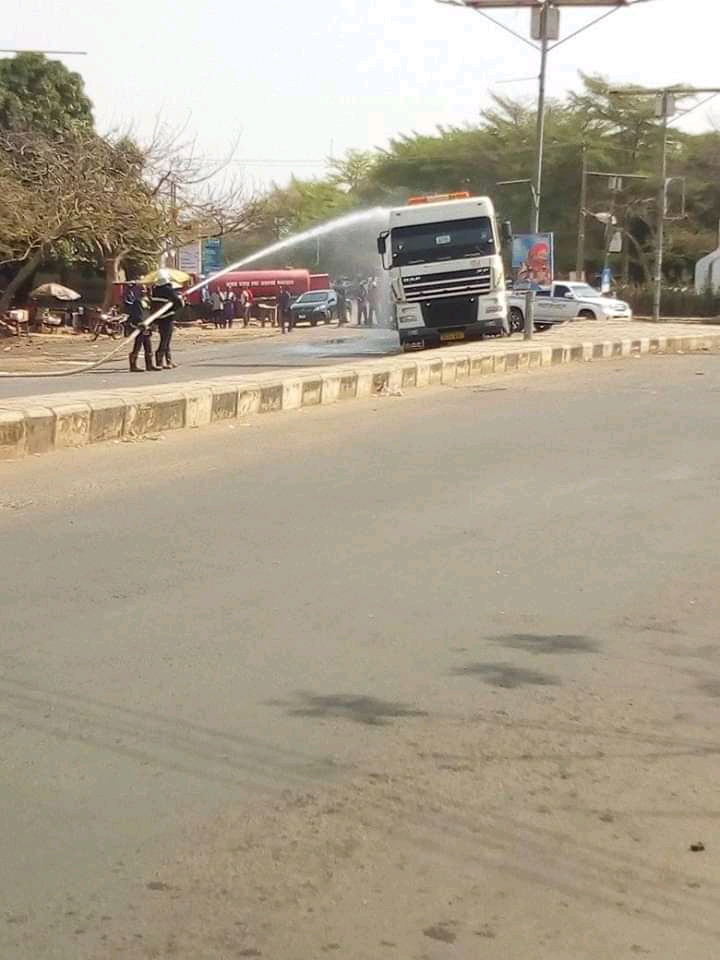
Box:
30, 283, 81, 301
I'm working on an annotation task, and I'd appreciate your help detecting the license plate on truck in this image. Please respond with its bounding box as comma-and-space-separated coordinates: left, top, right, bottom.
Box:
440, 331, 465, 342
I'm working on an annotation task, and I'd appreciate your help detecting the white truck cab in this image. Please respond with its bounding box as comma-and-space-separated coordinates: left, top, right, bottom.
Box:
377, 193, 512, 349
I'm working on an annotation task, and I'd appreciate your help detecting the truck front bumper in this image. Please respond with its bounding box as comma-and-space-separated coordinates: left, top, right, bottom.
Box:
398, 316, 507, 346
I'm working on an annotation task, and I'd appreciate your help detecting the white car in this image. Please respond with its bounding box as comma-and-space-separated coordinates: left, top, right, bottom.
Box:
508, 281, 632, 331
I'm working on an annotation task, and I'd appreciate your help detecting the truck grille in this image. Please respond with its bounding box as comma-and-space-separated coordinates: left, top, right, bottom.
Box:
420, 298, 478, 330
401, 267, 491, 302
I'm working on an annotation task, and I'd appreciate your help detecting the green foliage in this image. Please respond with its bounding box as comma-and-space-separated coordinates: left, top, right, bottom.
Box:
0, 53, 94, 135
234, 75, 720, 285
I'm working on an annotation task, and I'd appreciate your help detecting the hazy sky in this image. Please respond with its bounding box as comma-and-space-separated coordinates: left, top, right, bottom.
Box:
10, 0, 718, 191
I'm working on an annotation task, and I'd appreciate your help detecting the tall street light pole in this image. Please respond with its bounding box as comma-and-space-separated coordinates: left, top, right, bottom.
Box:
437, 0, 652, 233
653, 105, 669, 323
532, 3, 550, 232
576, 142, 588, 278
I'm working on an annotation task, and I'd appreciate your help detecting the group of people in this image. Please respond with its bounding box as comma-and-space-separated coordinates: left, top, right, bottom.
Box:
335, 277, 384, 327
205, 287, 255, 328
123, 269, 184, 372
121, 272, 389, 371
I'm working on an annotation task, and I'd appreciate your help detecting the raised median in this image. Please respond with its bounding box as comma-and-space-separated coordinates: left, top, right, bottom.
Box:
1, 322, 719, 460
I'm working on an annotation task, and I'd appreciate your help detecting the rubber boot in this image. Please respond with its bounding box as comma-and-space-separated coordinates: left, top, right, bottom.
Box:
129, 356, 141, 372
144, 343, 157, 371
155, 349, 164, 370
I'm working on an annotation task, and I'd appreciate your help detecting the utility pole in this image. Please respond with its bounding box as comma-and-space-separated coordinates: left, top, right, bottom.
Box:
653, 105, 669, 322
437, 0, 652, 232
610, 85, 720, 321
169, 179, 179, 270
582, 170, 648, 287
496, 178, 537, 232
532, 3, 550, 232
576, 143, 588, 279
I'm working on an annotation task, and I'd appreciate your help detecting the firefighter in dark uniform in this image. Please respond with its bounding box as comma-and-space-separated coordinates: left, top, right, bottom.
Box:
151, 269, 184, 369
124, 283, 156, 372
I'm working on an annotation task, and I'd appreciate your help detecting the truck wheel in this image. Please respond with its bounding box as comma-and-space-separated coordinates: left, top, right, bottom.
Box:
578, 309, 596, 320
509, 307, 524, 333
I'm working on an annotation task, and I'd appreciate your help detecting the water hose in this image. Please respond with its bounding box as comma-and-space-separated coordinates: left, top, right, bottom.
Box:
0, 207, 388, 379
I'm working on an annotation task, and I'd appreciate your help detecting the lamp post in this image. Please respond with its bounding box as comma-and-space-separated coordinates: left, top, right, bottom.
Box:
437, 0, 652, 233
496, 178, 537, 231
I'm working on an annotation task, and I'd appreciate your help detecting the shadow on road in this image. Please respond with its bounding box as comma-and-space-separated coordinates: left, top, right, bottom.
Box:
451, 662, 559, 688
267, 691, 428, 726
491, 633, 600, 655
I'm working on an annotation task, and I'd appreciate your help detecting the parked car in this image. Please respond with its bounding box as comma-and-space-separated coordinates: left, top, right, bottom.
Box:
290, 289, 338, 326
508, 281, 633, 332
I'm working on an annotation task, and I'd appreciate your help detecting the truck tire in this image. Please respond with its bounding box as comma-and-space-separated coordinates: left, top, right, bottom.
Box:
578, 309, 596, 320
509, 306, 524, 333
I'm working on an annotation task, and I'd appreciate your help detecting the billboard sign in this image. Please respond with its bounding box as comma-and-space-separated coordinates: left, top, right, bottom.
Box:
511, 233, 554, 288
465, 0, 632, 6
201, 238, 224, 276
178, 241, 201, 275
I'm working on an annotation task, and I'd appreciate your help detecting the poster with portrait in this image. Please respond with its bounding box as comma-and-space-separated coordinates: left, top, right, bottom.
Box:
511, 233, 554, 289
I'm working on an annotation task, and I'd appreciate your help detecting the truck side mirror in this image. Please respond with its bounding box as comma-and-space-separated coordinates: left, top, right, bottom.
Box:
501, 221, 512, 244
376, 232, 390, 270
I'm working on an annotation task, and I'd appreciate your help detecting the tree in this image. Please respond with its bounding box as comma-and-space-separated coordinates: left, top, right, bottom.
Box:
0, 53, 93, 135
67, 124, 248, 305
212, 75, 720, 288
0, 130, 110, 311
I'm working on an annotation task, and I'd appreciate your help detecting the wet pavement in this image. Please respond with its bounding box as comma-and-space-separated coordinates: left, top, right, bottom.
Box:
0, 318, 714, 402
0, 326, 402, 400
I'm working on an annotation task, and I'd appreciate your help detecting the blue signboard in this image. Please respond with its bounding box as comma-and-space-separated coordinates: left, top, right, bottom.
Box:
201, 238, 224, 276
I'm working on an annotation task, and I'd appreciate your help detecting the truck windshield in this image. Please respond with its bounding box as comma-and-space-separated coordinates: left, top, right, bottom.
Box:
390, 217, 494, 267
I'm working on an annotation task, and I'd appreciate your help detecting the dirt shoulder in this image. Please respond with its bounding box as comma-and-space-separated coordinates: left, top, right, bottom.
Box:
0, 325, 279, 372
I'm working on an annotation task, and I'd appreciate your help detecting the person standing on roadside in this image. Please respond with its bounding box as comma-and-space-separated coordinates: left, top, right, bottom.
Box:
335, 284, 348, 326
223, 290, 235, 329
240, 287, 252, 327
124, 283, 156, 372
356, 279, 369, 327
151, 269, 184, 369
278, 286, 292, 334
368, 278, 379, 327
210, 288, 223, 328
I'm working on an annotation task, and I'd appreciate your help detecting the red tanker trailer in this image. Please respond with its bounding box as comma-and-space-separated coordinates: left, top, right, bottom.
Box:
187, 269, 312, 304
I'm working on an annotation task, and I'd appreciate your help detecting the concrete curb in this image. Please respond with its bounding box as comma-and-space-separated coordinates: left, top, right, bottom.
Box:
1, 331, 719, 460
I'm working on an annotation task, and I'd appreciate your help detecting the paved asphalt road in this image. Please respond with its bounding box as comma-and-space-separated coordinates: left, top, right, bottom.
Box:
0, 325, 401, 400
2, 356, 720, 957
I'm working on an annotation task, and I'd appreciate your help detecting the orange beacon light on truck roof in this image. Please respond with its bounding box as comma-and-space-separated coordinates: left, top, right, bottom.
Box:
406, 191, 471, 205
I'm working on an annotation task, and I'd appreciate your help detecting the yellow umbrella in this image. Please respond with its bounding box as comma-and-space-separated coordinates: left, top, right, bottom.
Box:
139, 268, 191, 287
